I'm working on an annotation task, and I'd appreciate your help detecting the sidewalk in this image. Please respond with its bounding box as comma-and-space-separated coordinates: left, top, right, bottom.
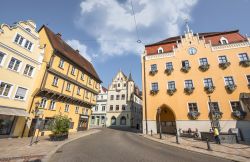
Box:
0, 129, 101, 162
143, 134, 250, 162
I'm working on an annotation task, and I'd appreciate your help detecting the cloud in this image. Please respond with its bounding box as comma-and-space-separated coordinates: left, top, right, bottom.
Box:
66, 39, 92, 62
75, 0, 199, 60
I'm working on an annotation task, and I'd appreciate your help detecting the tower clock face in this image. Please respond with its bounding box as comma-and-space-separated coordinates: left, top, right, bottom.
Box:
188, 47, 197, 55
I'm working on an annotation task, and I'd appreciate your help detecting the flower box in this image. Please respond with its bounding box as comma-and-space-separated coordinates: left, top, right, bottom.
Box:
204, 86, 215, 93
150, 89, 158, 95
239, 60, 250, 67
184, 87, 194, 94
232, 110, 247, 120
165, 68, 174, 75
188, 111, 200, 120
209, 111, 223, 120
219, 62, 231, 69
225, 84, 237, 92
167, 88, 176, 95
181, 66, 191, 73
149, 70, 158, 75
199, 64, 210, 71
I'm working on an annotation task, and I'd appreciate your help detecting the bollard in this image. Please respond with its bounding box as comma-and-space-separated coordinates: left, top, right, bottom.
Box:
176, 132, 180, 144
206, 137, 212, 151
151, 130, 153, 136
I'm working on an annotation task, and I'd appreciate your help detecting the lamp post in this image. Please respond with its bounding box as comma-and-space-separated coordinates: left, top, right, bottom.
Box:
157, 108, 162, 139
208, 95, 220, 131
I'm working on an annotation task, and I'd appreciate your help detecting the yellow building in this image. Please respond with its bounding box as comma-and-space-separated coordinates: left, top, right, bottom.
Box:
24, 25, 101, 137
142, 26, 250, 140
0, 20, 44, 138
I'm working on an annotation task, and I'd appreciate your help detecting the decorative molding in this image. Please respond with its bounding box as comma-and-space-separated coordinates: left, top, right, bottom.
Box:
145, 52, 175, 61
211, 42, 250, 51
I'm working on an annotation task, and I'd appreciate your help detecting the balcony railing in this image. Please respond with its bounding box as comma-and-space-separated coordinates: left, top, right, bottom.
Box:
239, 60, 250, 67
165, 67, 174, 75
167, 88, 176, 96
149, 69, 158, 75
181, 66, 191, 73
188, 111, 200, 120
219, 62, 231, 69
199, 64, 210, 72
150, 89, 159, 95
184, 87, 195, 94
225, 84, 237, 92
204, 86, 215, 94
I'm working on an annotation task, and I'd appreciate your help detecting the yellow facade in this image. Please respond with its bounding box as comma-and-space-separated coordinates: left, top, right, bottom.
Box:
0, 20, 44, 137
142, 29, 250, 140
24, 25, 100, 137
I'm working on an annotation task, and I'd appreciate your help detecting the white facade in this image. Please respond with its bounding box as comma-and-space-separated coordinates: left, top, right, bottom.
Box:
106, 71, 142, 129
90, 85, 108, 128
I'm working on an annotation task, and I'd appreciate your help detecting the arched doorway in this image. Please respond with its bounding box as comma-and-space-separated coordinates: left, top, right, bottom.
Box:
156, 104, 176, 134
111, 116, 116, 125
120, 116, 126, 125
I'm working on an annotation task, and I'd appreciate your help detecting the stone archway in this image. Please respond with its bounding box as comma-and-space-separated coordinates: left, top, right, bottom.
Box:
156, 104, 176, 134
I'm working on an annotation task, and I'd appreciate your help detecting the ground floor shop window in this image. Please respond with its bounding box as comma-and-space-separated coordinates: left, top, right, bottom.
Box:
0, 115, 15, 135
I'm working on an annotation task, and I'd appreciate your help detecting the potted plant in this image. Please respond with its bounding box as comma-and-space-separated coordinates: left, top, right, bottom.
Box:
225, 84, 237, 92
184, 87, 195, 94
219, 62, 231, 69
239, 60, 250, 67
165, 67, 174, 75
209, 111, 223, 120
232, 110, 247, 120
204, 86, 215, 94
181, 66, 191, 73
150, 89, 159, 95
48, 115, 71, 141
199, 64, 210, 71
167, 88, 176, 95
149, 70, 158, 75
188, 111, 200, 120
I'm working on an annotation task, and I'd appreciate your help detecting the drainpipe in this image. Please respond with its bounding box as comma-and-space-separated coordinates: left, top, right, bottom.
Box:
143, 55, 148, 134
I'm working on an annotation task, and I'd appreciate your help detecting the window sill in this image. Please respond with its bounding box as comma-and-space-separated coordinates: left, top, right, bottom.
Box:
23, 74, 33, 78
66, 90, 71, 92
13, 98, 26, 102
52, 85, 58, 88
0, 95, 10, 99
7, 68, 20, 74
49, 109, 56, 111
13, 42, 32, 52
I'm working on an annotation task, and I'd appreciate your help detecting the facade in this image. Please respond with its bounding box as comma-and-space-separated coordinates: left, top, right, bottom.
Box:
23, 25, 101, 137
90, 85, 108, 128
0, 20, 44, 138
106, 71, 142, 129
142, 26, 250, 140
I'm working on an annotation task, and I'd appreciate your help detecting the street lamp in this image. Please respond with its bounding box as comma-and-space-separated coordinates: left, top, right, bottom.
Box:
157, 107, 162, 139
208, 95, 220, 131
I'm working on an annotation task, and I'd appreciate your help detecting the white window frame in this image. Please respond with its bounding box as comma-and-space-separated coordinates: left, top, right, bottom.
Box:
71, 66, 76, 75
167, 81, 176, 90
81, 73, 84, 80
207, 101, 221, 112
238, 53, 249, 61
52, 76, 59, 86
49, 100, 56, 110
59, 59, 64, 69
14, 33, 25, 46
220, 37, 228, 45
229, 100, 244, 112
39, 98, 47, 109
0, 51, 7, 67
184, 80, 194, 88
77, 87, 81, 95
66, 82, 71, 91
223, 76, 235, 86
187, 102, 199, 112
65, 104, 70, 112
23, 64, 35, 77
14, 86, 28, 100
75, 106, 79, 114
218, 55, 228, 63
157, 47, 164, 54
0, 81, 14, 98
8, 57, 22, 72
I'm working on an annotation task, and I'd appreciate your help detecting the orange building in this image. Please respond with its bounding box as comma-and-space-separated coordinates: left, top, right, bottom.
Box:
142, 26, 250, 140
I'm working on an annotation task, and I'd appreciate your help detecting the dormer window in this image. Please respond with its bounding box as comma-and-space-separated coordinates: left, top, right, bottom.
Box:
157, 47, 164, 54
220, 37, 228, 45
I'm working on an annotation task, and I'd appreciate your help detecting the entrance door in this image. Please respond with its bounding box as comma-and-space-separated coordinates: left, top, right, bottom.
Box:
96, 117, 100, 126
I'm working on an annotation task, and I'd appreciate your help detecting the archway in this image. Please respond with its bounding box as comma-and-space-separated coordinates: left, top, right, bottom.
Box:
111, 116, 116, 125
156, 104, 176, 134
120, 116, 126, 125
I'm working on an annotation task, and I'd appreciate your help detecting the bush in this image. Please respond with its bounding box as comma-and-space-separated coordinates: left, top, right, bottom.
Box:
48, 115, 71, 136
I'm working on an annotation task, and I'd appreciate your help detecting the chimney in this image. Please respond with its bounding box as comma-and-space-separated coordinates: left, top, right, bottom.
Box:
56, 33, 62, 37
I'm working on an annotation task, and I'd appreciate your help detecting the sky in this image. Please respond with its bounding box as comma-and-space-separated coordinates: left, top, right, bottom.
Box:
1, 0, 250, 89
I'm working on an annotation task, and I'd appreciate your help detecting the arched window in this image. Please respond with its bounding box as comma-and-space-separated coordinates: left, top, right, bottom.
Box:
120, 116, 126, 125
157, 47, 164, 54
220, 37, 228, 45
111, 116, 116, 125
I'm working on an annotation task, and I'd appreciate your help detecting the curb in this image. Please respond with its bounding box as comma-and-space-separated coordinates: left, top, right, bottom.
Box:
142, 135, 248, 162
43, 129, 101, 162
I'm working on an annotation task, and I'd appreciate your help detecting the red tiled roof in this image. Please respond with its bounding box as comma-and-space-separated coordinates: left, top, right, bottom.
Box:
145, 30, 247, 55
102, 86, 107, 92
40, 25, 101, 83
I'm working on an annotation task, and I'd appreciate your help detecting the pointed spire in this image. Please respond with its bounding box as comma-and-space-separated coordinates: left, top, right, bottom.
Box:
185, 18, 190, 33
128, 72, 133, 81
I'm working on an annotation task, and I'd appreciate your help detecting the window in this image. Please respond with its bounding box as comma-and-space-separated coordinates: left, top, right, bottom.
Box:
151, 82, 158, 91
121, 94, 125, 100
218, 56, 228, 63
230, 101, 242, 112
220, 37, 228, 44
8, 57, 21, 71
65, 104, 69, 112
182, 60, 189, 67
59, 59, 64, 68
209, 102, 220, 112
110, 95, 114, 100
71, 66, 76, 75
89, 78, 92, 85
188, 103, 198, 112
239, 53, 249, 61
247, 75, 250, 85
75, 106, 79, 114
204, 78, 213, 87
118, 83, 120, 87
185, 80, 193, 88
122, 105, 126, 110
91, 116, 95, 124
123, 83, 126, 87
116, 95, 120, 100
23, 64, 34, 76
95, 106, 98, 111
150, 64, 157, 71
166, 62, 173, 70
224, 76, 234, 85
51, 76, 58, 86
49, 101, 56, 110
14, 87, 27, 100
102, 106, 105, 111
110, 105, 113, 111
39, 98, 47, 108
158, 47, 164, 54
24, 40, 33, 51
199, 58, 208, 65
85, 91, 89, 98
77, 87, 81, 95
168, 81, 175, 90
66, 82, 71, 91
116, 105, 119, 111
81, 73, 84, 80
0, 52, 6, 66
14, 34, 24, 45
0, 82, 12, 97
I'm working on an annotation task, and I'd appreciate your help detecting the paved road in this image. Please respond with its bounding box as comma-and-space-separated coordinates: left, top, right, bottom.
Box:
49, 128, 231, 162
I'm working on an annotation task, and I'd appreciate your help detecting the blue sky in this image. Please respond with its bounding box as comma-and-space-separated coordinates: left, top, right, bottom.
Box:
1, 0, 250, 89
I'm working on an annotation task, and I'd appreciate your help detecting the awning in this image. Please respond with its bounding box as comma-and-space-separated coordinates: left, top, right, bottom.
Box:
0, 106, 29, 117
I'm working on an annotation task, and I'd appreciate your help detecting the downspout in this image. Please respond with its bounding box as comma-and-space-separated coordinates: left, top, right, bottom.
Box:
143, 55, 148, 134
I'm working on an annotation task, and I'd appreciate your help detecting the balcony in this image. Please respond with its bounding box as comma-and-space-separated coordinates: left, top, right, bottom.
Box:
181, 66, 191, 73
219, 62, 231, 69
239, 60, 250, 67
199, 64, 210, 72
232, 110, 247, 120
150, 89, 159, 95
225, 84, 237, 93
209, 111, 223, 120
167, 88, 176, 96
149, 70, 158, 75
184, 87, 194, 94
165, 67, 174, 75
188, 111, 200, 120
204, 86, 215, 94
